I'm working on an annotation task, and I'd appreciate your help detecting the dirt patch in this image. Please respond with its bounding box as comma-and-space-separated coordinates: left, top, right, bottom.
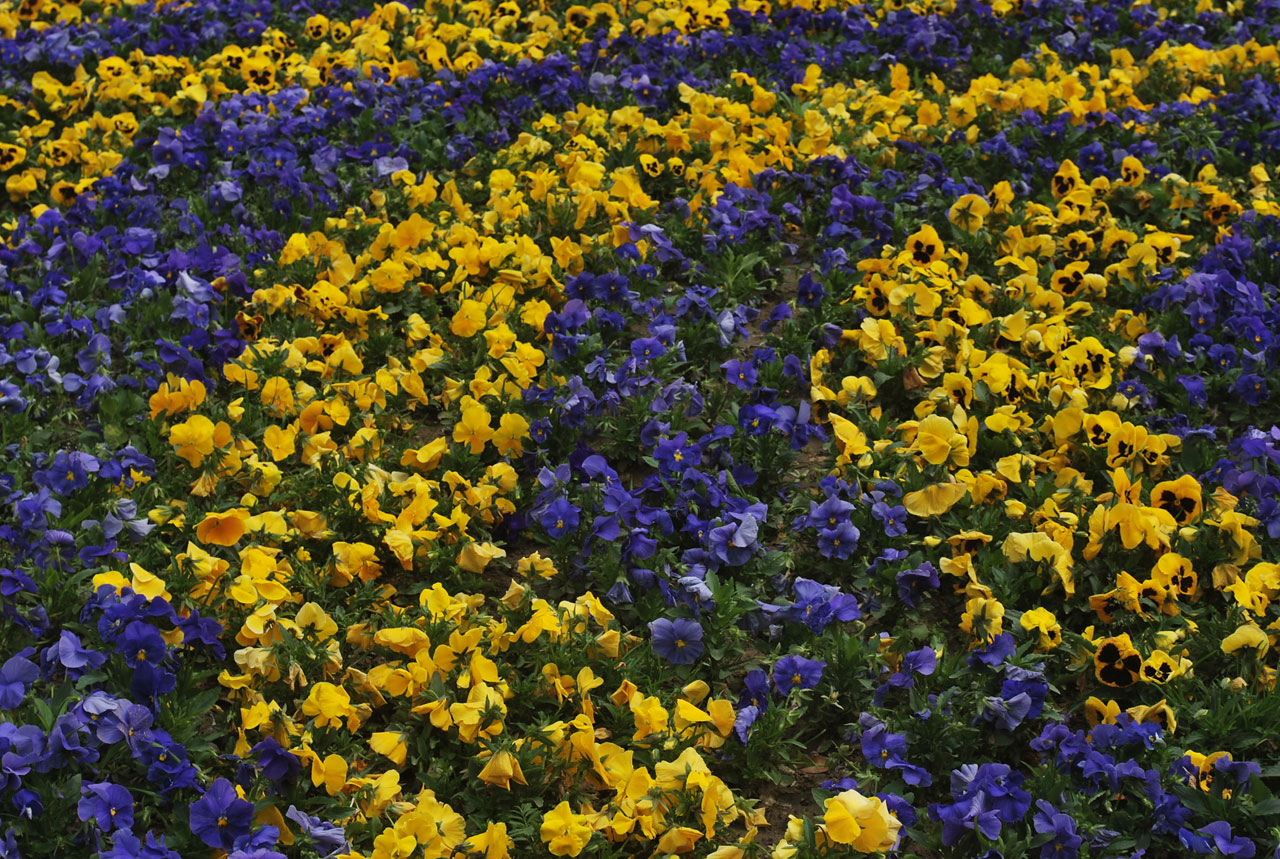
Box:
751, 758, 832, 842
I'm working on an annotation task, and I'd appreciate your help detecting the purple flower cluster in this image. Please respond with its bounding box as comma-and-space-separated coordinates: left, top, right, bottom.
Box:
930, 762, 1032, 846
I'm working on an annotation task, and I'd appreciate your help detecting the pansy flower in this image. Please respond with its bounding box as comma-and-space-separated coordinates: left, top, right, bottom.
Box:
188, 778, 253, 850
78, 782, 134, 832
772, 655, 825, 695
540, 497, 581, 539
721, 358, 757, 391
1095, 635, 1143, 687
0, 654, 37, 710
1031, 801, 1082, 859
648, 618, 704, 665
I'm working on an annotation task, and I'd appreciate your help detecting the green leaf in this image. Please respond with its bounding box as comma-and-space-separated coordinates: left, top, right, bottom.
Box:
31, 697, 55, 731
188, 687, 223, 716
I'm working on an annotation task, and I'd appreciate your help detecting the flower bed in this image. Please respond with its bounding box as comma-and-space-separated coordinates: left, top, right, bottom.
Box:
3, 0, 1280, 857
